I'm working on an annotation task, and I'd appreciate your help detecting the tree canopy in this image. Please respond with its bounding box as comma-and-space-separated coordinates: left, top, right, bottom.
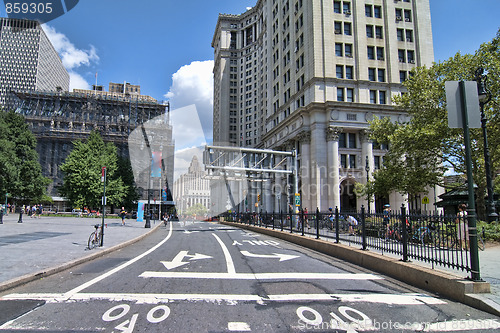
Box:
368, 29, 500, 217
59, 130, 128, 210
0, 110, 50, 203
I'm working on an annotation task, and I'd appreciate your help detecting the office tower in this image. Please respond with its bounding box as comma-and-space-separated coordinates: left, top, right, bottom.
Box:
0, 18, 69, 106
212, 0, 435, 212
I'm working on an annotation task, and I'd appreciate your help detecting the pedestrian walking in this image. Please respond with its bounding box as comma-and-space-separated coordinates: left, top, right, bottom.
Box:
456, 203, 469, 250
383, 204, 391, 241
120, 206, 127, 226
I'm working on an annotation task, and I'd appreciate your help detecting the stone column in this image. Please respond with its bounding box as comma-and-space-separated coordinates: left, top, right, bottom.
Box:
326, 126, 342, 210
310, 123, 328, 211
296, 132, 311, 210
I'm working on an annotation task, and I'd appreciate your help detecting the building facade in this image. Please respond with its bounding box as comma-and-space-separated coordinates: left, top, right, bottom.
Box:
9, 85, 173, 211
0, 18, 69, 106
173, 156, 211, 214
212, 0, 440, 213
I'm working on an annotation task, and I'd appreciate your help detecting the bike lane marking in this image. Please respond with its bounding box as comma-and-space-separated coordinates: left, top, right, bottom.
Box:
61, 220, 174, 300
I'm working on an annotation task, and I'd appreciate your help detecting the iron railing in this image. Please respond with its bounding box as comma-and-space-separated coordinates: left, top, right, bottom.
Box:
220, 206, 473, 273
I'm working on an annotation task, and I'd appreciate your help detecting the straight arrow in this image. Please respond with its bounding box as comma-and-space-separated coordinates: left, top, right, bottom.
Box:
240, 251, 299, 262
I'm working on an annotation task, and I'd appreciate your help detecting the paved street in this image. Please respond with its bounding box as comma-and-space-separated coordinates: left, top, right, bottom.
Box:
1, 220, 499, 332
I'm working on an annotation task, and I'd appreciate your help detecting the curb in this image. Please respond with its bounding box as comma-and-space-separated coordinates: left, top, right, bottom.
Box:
220, 221, 500, 317
0, 222, 162, 293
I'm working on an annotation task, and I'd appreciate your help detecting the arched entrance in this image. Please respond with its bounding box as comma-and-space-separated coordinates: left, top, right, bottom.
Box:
340, 179, 357, 212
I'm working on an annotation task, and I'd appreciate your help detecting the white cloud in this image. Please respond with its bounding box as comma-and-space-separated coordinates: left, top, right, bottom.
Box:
164, 60, 214, 141
42, 24, 99, 90
68, 72, 91, 91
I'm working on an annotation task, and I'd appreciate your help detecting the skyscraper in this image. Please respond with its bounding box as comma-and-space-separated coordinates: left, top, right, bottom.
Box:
212, 0, 437, 213
0, 18, 69, 106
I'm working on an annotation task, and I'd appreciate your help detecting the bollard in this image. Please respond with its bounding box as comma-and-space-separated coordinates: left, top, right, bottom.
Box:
0, 208, 3, 224
18, 209, 23, 223
300, 209, 305, 236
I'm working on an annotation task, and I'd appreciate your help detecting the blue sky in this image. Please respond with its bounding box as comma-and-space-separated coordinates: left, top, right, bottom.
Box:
1, 0, 499, 140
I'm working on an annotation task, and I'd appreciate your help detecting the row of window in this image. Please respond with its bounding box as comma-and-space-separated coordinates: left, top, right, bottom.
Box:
340, 154, 383, 170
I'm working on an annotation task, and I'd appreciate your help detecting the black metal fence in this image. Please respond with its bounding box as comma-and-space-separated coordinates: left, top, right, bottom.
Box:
220, 206, 474, 273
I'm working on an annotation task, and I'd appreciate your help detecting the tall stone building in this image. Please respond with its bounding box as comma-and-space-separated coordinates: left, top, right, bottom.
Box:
0, 18, 69, 106
212, 0, 440, 213
173, 156, 211, 214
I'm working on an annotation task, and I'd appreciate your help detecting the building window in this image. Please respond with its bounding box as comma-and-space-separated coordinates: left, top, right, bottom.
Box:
334, 1, 341, 13
345, 44, 353, 57
375, 26, 383, 39
348, 133, 357, 148
339, 133, 346, 148
378, 68, 385, 82
367, 46, 375, 60
366, 25, 374, 38
374, 6, 382, 18
377, 47, 384, 60
347, 113, 357, 121
336, 65, 344, 79
346, 88, 354, 102
335, 43, 343, 56
379, 91, 386, 104
374, 156, 381, 169
368, 68, 376, 81
398, 49, 406, 62
365, 4, 372, 17
397, 29, 404, 41
370, 90, 377, 104
337, 87, 345, 101
349, 155, 357, 168
344, 22, 352, 36
345, 66, 353, 79
400, 70, 407, 83
343, 2, 351, 14
404, 9, 412, 22
334, 21, 342, 34
406, 30, 413, 42
407, 50, 415, 63
341, 154, 347, 168
396, 9, 403, 21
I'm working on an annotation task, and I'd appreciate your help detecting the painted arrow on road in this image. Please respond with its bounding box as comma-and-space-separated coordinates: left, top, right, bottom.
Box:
162, 251, 213, 270
183, 230, 199, 234
240, 251, 299, 262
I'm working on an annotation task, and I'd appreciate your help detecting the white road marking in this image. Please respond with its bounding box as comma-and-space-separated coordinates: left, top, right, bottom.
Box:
212, 233, 236, 274
161, 251, 212, 270
228, 322, 251, 331
1, 292, 446, 305
61, 220, 174, 300
240, 250, 299, 261
139, 272, 383, 280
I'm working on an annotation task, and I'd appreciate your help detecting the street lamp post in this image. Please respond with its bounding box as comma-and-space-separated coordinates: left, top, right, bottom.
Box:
475, 68, 498, 222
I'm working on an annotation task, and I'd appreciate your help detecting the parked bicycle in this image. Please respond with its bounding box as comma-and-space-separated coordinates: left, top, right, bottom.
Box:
411, 221, 438, 245
88, 224, 102, 249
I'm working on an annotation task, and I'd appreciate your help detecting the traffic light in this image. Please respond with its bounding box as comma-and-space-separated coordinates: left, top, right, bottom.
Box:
257, 194, 261, 202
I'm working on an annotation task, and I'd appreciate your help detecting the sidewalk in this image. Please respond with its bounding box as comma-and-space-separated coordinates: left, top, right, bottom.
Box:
0, 213, 161, 291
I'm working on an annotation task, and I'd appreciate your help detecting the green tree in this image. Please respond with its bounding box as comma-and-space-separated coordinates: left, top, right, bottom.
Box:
59, 130, 127, 210
185, 203, 208, 216
0, 110, 50, 203
368, 29, 500, 216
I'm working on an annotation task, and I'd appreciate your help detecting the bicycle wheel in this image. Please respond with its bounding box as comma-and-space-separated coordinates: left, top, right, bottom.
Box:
88, 231, 98, 249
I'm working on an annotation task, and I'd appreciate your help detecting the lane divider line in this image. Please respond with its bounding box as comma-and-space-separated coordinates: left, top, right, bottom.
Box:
212, 233, 236, 274
62, 220, 173, 300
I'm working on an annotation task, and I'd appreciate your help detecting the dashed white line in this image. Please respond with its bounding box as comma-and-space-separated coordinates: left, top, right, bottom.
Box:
228, 322, 251, 331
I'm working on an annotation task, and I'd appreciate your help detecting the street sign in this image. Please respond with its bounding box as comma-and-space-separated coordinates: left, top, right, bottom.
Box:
101, 167, 106, 182
446, 81, 481, 129
422, 196, 430, 205
295, 193, 301, 207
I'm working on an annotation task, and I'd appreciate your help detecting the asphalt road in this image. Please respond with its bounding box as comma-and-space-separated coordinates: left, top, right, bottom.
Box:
0, 221, 499, 332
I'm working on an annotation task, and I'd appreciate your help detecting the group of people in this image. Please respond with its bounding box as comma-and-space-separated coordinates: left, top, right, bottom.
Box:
23, 204, 44, 218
